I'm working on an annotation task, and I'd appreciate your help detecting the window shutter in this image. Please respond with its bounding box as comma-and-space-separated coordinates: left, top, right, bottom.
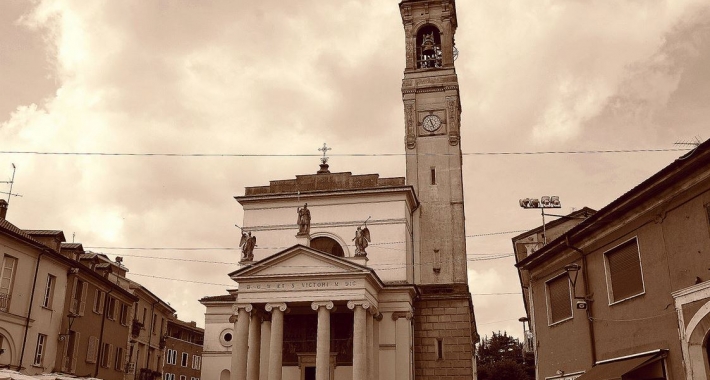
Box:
607, 239, 644, 302
548, 275, 572, 323
79, 282, 88, 315
87, 336, 98, 363
69, 278, 79, 314
108, 344, 114, 368
71, 332, 80, 372
61, 334, 70, 372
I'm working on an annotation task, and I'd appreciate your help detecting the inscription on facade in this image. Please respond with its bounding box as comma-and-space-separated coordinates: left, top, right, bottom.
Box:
242, 280, 358, 291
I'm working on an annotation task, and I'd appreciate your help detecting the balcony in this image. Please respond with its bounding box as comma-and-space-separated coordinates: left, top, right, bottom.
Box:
132, 319, 143, 337
0, 292, 9, 312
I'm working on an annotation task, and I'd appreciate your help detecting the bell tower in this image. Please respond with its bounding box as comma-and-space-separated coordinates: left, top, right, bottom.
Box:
400, 0, 467, 285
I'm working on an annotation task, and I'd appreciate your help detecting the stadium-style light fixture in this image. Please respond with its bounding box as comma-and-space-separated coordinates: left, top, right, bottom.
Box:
519, 196, 562, 245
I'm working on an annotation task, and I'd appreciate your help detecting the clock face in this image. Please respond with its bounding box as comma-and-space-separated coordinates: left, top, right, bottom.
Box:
422, 115, 442, 132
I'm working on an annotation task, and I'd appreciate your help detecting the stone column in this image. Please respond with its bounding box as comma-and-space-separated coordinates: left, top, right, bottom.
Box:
265, 303, 287, 380
311, 301, 334, 380
247, 310, 262, 380
348, 300, 370, 380
392, 311, 413, 380
366, 310, 374, 380
231, 303, 253, 380
259, 315, 271, 380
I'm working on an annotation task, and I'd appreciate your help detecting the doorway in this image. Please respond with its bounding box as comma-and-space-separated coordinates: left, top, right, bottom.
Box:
304, 366, 316, 380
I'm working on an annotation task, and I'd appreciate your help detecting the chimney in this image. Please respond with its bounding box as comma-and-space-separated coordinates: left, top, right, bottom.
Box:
0, 199, 7, 219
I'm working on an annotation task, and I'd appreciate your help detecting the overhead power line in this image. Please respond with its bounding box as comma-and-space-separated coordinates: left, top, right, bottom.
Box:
0, 148, 689, 158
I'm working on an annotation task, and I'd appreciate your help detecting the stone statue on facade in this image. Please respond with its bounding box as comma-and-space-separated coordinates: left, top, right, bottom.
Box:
239, 231, 257, 261
297, 203, 311, 236
353, 226, 371, 257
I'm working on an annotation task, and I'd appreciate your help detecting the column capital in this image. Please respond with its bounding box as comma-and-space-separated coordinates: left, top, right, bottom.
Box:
229, 315, 238, 323
391, 311, 414, 321
311, 301, 335, 311
347, 300, 371, 310
265, 302, 288, 312
374, 312, 383, 321
232, 303, 253, 314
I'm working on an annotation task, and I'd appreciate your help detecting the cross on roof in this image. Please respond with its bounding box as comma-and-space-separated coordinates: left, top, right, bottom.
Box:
318, 143, 331, 164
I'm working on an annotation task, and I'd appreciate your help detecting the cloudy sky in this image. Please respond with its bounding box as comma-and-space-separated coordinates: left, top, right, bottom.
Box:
2, 0, 709, 342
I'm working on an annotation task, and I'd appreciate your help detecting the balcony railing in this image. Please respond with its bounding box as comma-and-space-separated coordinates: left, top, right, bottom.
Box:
132, 319, 143, 337
0, 292, 9, 312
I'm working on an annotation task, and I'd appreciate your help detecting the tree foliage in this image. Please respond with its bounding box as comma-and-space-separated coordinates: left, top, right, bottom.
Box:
476, 331, 534, 380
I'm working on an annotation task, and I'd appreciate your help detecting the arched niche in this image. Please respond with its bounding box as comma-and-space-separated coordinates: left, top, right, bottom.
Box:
219, 369, 230, 380
309, 233, 349, 257
415, 24, 442, 69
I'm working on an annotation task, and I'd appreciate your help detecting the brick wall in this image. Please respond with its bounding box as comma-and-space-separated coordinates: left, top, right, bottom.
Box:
414, 294, 475, 379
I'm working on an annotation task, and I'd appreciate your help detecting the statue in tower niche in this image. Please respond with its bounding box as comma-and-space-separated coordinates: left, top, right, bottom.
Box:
297, 203, 311, 236
353, 225, 371, 257
239, 231, 257, 261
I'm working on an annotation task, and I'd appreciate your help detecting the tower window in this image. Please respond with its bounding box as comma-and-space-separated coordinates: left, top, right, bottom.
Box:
416, 25, 442, 69
431, 168, 436, 185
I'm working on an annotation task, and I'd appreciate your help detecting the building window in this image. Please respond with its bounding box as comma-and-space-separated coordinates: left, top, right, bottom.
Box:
152, 313, 157, 334
106, 297, 117, 320
164, 374, 175, 380
0, 255, 17, 312
93, 289, 105, 314
166, 349, 177, 365
100, 343, 113, 368
114, 346, 124, 371
42, 274, 56, 309
546, 274, 573, 325
219, 329, 234, 347
430, 168, 436, 185
120, 303, 130, 326
180, 376, 186, 380
605, 237, 645, 304
70, 278, 88, 315
435, 338, 444, 360
192, 355, 201, 370
86, 336, 99, 363
181, 352, 188, 367
33, 333, 47, 366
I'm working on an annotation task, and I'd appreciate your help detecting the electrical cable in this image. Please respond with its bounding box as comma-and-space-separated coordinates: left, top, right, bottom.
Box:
0, 148, 689, 158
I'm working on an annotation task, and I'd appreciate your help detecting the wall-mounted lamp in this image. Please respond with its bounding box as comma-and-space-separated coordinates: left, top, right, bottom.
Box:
59, 313, 79, 341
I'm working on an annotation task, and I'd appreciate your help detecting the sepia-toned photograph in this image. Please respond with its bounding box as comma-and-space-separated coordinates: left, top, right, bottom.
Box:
1, 1, 709, 379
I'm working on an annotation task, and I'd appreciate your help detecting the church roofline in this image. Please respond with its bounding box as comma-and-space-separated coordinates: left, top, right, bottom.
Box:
238, 172, 407, 195
236, 183, 418, 210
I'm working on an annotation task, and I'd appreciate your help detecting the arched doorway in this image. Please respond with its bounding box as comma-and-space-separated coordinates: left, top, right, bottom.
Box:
683, 300, 710, 379
219, 369, 230, 380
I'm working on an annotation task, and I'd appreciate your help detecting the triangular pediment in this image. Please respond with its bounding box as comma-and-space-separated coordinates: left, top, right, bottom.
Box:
229, 244, 374, 280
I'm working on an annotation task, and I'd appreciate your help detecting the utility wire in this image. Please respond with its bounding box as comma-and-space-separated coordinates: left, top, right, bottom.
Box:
129, 272, 521, 297
0, 148, 689, 158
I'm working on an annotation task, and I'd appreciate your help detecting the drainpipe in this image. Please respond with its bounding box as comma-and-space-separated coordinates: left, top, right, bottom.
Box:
18, 249, 46, 370
95, 288, 114, 377
146, 301, 158, 372
409, 201, 420, 285
565, 237, 597, 366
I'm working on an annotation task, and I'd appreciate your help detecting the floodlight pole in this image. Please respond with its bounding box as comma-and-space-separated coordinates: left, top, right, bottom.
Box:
519, 196, 562, 246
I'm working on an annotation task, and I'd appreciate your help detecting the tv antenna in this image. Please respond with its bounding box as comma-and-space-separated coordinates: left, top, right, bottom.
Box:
674, 136, 702, 148
1, 164, 22, 203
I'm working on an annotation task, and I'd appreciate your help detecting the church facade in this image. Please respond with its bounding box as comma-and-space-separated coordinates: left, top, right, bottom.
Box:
200, 1, 478, 380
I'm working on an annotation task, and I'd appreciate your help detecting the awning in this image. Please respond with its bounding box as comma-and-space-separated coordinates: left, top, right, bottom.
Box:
575, 351, 665, 380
